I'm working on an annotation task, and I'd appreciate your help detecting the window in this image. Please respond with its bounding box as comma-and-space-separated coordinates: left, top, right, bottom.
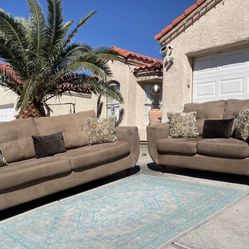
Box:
106, 81, 120, 120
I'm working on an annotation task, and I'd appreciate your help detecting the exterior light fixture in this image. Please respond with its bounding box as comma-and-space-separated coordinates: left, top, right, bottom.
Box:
151, 84, 161, 95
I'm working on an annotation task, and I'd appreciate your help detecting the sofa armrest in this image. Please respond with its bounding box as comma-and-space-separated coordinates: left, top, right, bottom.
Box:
147, 122, 170, 164
116, 126, 140, 167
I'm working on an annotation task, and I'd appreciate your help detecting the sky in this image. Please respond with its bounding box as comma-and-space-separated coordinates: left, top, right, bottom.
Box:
0, 0, 195, 59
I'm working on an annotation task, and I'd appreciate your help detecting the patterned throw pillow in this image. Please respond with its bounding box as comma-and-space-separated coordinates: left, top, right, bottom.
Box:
87, 117, 117, 144
167, 112, 199, 138
0, 150, 8, 167
234, 108, 249, 140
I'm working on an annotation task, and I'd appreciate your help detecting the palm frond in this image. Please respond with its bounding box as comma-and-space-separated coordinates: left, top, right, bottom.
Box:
0, 9, 27, 52
91, 47, 122, 62
47, 0, 64, 53
0, 37, 28, 77
27, 0, 48, 59
16, 79, 36, 110
56, 74, 123, 103
64, 11, 96, 47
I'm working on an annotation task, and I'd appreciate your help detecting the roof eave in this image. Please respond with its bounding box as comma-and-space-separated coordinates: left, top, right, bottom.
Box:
155, 0, 221, 44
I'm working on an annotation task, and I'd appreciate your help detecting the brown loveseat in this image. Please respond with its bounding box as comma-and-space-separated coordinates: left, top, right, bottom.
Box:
147, 99, 249, 177
0, 110, 139, 211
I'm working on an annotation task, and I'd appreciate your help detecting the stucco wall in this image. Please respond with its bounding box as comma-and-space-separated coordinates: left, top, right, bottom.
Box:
107, 61, 148, 140
159, 0, 249, 121
0, 86, 97, 117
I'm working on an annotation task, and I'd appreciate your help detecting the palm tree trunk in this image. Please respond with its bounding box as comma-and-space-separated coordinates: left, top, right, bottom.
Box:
16, 102, 47, 119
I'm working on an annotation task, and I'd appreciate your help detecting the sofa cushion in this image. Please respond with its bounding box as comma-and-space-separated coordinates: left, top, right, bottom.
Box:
34, 110, 95, 149
32, 132, 66, 158
184, 100, 225, 135
224, 99, 249, 118
55, 141, 130, 171
63, 131, 89, 149
157, 137, 201, 156
0, 157, 71, 191
0, 119, 38, 163
197, 138, 249, 159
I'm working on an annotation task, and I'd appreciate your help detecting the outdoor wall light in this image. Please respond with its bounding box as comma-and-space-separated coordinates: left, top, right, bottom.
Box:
151, 84, 161, 95
165, 56, 174, 62
160, 45, 174, 54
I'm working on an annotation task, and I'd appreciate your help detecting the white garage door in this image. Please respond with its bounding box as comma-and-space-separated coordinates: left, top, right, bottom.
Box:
193, 47, 249, 103
0, 103, 15, 122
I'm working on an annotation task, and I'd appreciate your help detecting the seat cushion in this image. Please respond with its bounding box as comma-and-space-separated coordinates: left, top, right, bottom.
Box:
0, 157, 71, 191
55, 141, 130, 171
157, 137, 202, 156
197, 138, 249, 159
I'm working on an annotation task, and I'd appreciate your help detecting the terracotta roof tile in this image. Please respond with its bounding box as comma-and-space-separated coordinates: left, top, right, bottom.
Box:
133, 62, 163, 73
155, 0, 208, 40
185, 3, 198, 16
112, 46, 162, 64
0, 64, 21, 83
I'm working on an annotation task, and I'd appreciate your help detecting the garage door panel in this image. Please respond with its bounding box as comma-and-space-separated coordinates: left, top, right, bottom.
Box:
196, 82, 216, 98
220, 78, 244, 96
193, 47, 249, 102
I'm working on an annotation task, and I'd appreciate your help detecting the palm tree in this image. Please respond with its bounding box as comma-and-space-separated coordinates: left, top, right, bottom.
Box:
0, 0, 123, 118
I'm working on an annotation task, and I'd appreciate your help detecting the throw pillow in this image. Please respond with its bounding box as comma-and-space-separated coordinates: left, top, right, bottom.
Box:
234, 108, 249, 140
87, 117, 117, 144
202, 118, 234, 138
0, 150, 8, 167
32, 132, 66, 158
167, 112, 199, 138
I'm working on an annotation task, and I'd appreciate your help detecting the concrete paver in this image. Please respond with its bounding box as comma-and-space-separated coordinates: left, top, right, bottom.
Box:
174, 196, 249, 249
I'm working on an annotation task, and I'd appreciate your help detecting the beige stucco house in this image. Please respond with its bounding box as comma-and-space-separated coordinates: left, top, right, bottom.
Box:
0, 47, 162, 140
155, 0, 249, 121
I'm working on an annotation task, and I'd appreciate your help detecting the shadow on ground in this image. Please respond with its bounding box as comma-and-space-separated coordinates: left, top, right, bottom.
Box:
148, 162, 249, 185
0, 166, 140, 221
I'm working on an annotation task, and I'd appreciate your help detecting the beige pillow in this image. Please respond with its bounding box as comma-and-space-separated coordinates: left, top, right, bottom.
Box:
167, 111, 199, 138
234, 108, 249, 140
87, 117, 117, 144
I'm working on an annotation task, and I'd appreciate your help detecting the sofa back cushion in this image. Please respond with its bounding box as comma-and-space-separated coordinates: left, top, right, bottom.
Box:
183, 100, 226, 135
34, 110, 95, 149
224, 99, 249, 118
0, 119, 38, 163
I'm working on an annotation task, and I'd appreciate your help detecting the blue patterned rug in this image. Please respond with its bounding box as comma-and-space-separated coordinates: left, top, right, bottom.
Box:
0, 175, 247, 249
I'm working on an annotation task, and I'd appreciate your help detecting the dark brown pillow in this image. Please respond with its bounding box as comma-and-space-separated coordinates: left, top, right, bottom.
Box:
202, 119, 234, 139
32, 132, 66, 158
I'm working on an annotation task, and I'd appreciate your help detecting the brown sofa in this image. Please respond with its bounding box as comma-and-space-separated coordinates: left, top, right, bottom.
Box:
0, 110, 139, 211
147, 99, 249, 177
